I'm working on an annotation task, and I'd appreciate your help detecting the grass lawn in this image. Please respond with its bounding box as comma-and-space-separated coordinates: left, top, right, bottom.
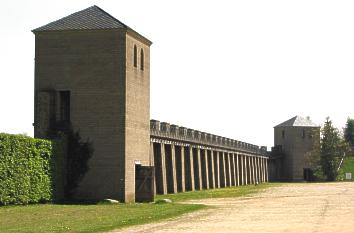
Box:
156, 182, 280, 202
0, 183, 277, 233
340, 157, 354, 180
0, 203, 204, 233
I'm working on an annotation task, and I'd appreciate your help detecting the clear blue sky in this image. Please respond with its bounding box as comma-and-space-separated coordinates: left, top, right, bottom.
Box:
1, 0, 353, 148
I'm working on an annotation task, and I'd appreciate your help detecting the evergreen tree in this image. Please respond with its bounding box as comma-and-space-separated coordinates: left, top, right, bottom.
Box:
320, 117, 345, 181
344, 118, 354, 155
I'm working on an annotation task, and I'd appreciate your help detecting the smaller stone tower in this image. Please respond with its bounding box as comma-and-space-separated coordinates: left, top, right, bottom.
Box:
274, 116, 320, 181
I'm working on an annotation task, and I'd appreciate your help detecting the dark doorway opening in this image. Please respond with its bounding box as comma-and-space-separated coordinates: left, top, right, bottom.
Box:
303, 168, 314, 181
135, 164, 154, 202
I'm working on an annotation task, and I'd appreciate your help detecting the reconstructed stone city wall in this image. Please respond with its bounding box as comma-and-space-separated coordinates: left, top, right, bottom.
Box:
33, 5, 269, 202
150, 120, 269, 194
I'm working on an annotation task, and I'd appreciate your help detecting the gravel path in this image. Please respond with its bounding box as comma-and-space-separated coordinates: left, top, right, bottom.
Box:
110, 182, 354, 233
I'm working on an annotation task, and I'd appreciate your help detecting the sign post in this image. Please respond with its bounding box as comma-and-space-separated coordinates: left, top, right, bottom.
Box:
345, 173, 352, 180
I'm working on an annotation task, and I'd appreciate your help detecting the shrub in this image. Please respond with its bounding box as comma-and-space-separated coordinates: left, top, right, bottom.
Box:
0, 133, 55, 205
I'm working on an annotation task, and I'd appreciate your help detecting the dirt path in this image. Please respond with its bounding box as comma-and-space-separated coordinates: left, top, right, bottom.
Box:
110, 182, 354, 233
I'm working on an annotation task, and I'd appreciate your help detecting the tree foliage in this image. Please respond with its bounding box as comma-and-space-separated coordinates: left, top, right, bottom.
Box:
320, 117, 349, 181
344, 118, 354, 155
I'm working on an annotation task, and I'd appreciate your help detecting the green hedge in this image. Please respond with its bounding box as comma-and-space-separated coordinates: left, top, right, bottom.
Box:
0, 133, 56, 205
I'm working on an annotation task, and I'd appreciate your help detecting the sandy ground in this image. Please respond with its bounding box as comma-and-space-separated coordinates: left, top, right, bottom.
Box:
110, 182, 354, 233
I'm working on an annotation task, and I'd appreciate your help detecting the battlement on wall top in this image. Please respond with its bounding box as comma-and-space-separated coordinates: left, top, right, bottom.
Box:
150, 120, 268, 156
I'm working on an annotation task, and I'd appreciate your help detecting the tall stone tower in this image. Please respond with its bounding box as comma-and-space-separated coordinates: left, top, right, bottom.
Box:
33, 6, 152, 202
274, 116, 320, 181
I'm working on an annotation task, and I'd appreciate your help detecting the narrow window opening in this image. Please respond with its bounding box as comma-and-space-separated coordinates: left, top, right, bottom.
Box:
282, 130, 285, 139
302, 129, 306, 139
60, 91, 70, 122
140, 49, 144, 71
133, 45, 137, 67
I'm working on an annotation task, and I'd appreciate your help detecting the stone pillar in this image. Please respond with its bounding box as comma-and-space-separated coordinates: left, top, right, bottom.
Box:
205, 149, 210, 189
232, 153, 236, 186
258, 157, 261, 183
255, 157, 258, 184
247, 156, 252, 184
184, 146, 194, 192
252, 156, 255, 184
175, 145, 184, 193
160, 143, 167, 194
226, 153, 232, 187
255, 157, 258, 183
229, 153, 233, 186
228, 153, 233, 186
210, 150, 216, 189
197, 148, 203, 190
236, 153, 240, 186
262, 158, 265, 182
223, 152, 228, 187
265, 158, 268, 182
244, 155, 248, 185
260, 157, 263, 183
255, 157, 259, 184
258, 157, 262, 183
261, 158, 265, 182
249, 155, 254, 184
201, 149, 209, 189
240, 154, 244, 185
216, 151, 220, 188
171, 144, 178, 193
248, 156, 252, 184
265, 158, 269, 182
251, 156, 256, 184
259, 157, 263, 183
180, 146, 186, 192
189, 147, 195, 191
248, 155, 251, 185
222, 152, 227, 187
219, 151, 226, 188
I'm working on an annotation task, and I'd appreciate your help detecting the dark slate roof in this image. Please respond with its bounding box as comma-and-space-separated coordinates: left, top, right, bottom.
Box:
274, 116, 318, 127
33, 5, 128, 32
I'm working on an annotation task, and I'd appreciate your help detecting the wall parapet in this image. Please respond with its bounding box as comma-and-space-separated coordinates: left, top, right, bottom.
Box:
150, 119, 268, 156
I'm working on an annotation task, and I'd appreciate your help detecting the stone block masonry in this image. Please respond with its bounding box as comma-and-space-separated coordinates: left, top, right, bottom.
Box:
150, 120, 269, 194
33, 6, 152, 203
